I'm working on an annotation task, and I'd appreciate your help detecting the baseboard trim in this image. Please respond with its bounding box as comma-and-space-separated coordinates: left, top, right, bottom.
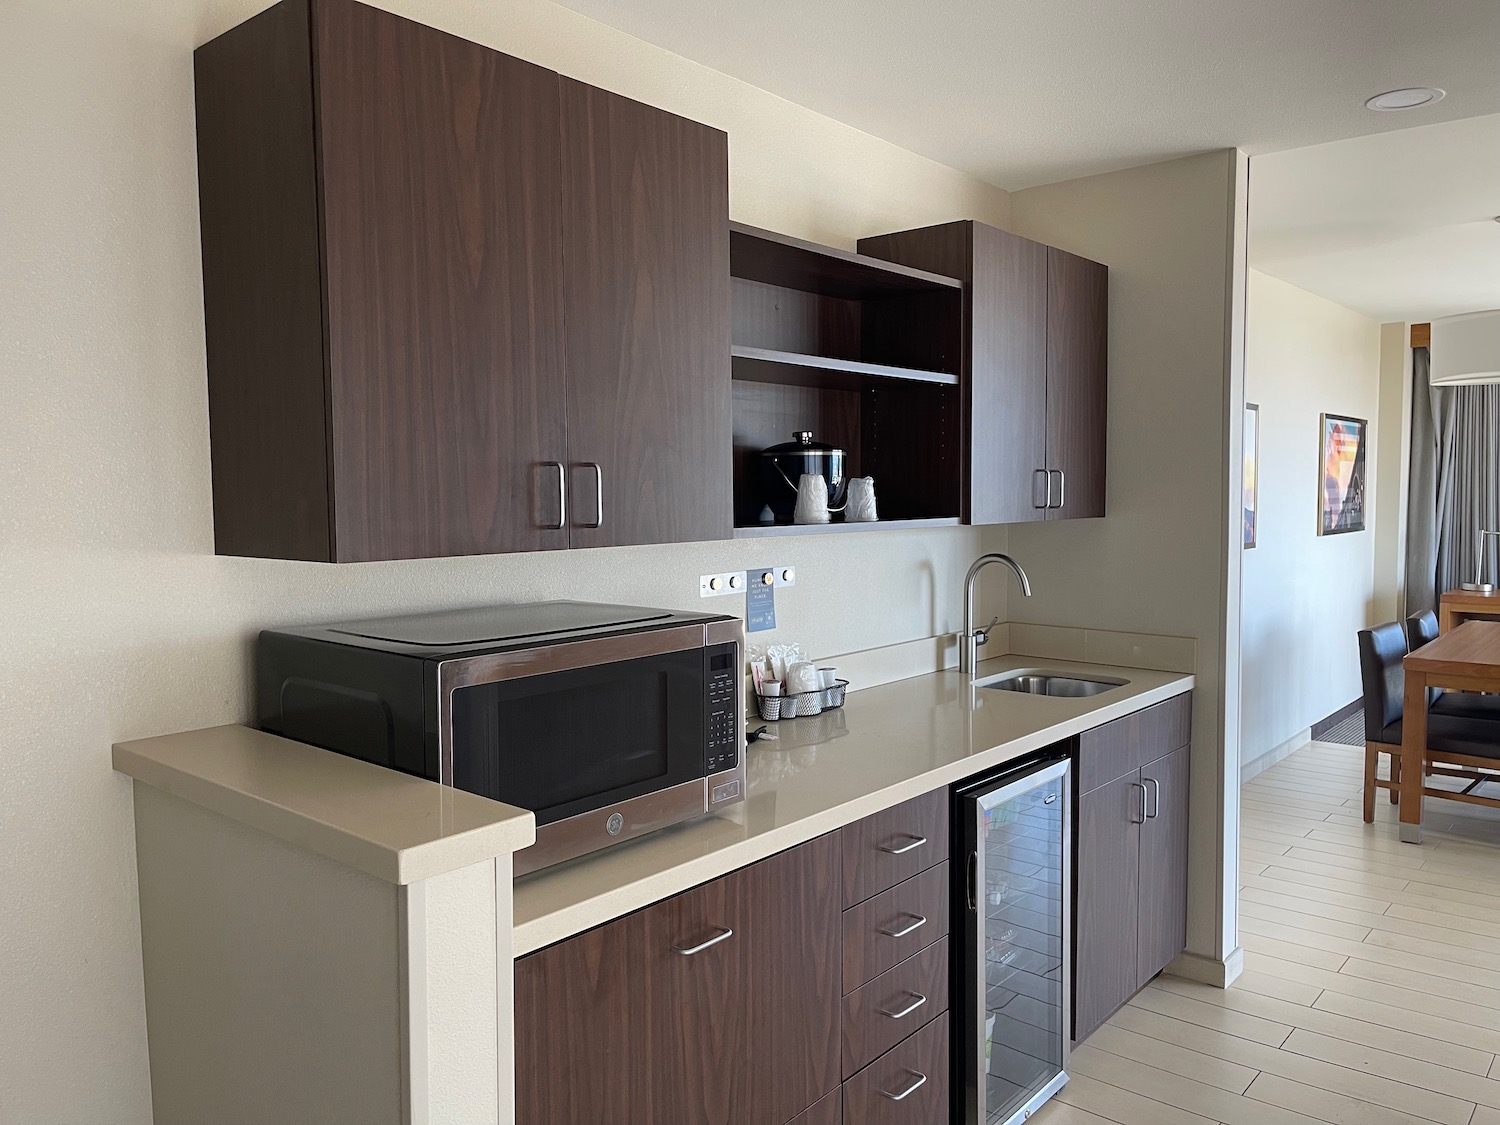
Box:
1311, 698, 1362, 739
1242, 729, 1311, 782
1165, 946, 1243, 990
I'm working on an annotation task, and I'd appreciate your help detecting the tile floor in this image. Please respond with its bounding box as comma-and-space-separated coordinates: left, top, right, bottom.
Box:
1031, 739, 1500, 1125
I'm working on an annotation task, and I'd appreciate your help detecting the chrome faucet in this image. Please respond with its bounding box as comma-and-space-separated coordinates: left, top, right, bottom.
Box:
961, 554, 1033, 675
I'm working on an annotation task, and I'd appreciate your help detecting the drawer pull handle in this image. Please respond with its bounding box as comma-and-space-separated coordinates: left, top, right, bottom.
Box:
879, 991, 928, 1020
880, 1070, 928, 1102
879, 834, 928, 855
673, 927, 733, 956
879, 913, 927, 939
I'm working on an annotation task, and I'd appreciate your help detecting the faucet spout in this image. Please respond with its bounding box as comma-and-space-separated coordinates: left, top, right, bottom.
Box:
961, 553, 1033, 675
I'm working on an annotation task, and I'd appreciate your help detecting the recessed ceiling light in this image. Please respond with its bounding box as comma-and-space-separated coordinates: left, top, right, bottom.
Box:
1365, 87, 1446, 112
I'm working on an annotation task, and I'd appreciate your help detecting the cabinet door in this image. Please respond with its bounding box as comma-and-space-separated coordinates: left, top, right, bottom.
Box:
514, 833, 840, 1125
1073, 769, 1141, 1043
1138, 745, 1191, 984
972, 224, 1049, 524
560, 78, 732, 548
1045, 246, 1107, 520
314, 0, 569, 560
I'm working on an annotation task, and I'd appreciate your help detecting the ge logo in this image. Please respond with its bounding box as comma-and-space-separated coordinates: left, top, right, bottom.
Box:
606, 812, 625, 836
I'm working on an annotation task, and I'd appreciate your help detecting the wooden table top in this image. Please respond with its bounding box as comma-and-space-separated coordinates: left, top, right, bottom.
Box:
1406, 619, 1500, 678
1441, 588, 1500, 612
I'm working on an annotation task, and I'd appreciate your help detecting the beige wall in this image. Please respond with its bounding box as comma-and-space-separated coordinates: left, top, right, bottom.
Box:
1240, 271, 1383, 766
1374, 322, 1414, 623
0, 1, 1015, 1119
1005, 150, 1247, 970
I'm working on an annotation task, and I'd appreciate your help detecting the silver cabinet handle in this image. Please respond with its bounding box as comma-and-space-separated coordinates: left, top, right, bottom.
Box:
673, 926, 733, 956
880, 1070, 928, 1102
579, 462, 603, 529
879, 834, 927, 856
878, 991, 928, 1020
878, 913, 927, 939
541, 461, 566, 529
1050, 468, 1065, 509
1033, 468, 1050, 509
1145, 777, 1161, 819
1130, 781, 1147, 824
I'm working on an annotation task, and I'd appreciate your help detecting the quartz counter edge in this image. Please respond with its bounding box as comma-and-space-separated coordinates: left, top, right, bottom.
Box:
113, 724, 536, 884
513, 657, 1194, 955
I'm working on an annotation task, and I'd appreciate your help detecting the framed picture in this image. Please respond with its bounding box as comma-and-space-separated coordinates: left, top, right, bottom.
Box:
1243, 403, 1259, 548
1318, 413, 1367, 535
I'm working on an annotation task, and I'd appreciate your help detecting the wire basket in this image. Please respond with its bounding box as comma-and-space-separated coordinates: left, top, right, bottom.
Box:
754, 680, 849, 722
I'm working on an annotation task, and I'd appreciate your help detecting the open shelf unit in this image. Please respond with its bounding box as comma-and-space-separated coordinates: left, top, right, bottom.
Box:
732, 516, 961, 539
729, 223, 965, 532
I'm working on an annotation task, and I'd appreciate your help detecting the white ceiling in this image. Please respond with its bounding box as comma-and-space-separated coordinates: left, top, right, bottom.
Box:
558, 0, 1500, 191
1250, 114, 1500, 322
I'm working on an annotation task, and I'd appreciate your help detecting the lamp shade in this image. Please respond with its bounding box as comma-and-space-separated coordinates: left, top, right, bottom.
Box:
1430, 310, 1500, 386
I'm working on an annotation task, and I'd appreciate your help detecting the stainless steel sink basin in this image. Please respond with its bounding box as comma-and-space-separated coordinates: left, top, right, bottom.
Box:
977, 670, 1128, 697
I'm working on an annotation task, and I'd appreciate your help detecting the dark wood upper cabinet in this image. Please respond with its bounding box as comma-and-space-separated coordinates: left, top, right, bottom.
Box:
1046, 246, 1108, 520
560, 79, 731, 548
858, 220, 1107, 525
514, 832, 841, 1125
194, 0, 730, 560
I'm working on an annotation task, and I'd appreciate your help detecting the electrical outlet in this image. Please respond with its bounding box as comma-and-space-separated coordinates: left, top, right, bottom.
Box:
698, 571, 745, 598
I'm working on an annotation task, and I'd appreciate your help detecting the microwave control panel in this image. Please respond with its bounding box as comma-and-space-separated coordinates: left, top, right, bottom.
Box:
705, 643, 740, 774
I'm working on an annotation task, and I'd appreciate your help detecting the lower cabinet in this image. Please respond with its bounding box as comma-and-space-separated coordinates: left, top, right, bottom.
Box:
514, 832, 842, 1125
1073, 693, 1192, 1043
841, 1012, 949, 1125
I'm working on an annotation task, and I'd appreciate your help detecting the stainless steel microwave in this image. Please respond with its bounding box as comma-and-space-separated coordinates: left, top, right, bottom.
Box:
256, 601, 745, 874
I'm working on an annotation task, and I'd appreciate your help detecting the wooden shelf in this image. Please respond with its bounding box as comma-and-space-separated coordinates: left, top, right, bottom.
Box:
733, 516, 960, 538
730, 222, 962, 300
731, 345, 958, 391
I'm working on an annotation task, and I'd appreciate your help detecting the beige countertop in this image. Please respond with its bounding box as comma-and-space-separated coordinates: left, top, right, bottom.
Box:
512, 655, 1193, 955
113, 724, 536, 884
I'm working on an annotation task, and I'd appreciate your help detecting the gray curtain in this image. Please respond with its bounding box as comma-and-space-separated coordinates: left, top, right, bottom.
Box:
1406, 345, 1500, 613
1434, 380, 1500, 593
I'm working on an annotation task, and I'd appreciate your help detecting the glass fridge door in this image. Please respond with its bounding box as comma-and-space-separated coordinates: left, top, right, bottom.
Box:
968, 757, 1071, 1125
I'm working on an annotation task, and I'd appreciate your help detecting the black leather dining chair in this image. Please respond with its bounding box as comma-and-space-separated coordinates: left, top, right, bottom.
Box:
1406, 610, 1500, 721
1358, 622, 1500, 822
1405, 610, 1439, 653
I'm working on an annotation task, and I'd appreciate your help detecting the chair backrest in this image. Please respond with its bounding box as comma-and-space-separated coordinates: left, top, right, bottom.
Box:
1406, 610, 1440, 653
1358, 622, 1408, 744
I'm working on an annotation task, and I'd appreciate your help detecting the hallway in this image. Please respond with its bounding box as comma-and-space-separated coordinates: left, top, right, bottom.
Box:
1035, 739, 1500, 1125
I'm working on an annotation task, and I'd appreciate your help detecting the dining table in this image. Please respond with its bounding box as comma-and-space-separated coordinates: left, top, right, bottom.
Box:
1400, 619, 1500, 843
1440, 587, 1500, 633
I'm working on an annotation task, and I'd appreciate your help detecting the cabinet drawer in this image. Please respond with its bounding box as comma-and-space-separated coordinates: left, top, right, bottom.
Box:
843, 862, 949, 993
784, 1088, 841, 1125
1077, 692, 1191, 794
842, 1012, 950, 1125
841, 789, 948, 907
842, 937, 948, 1079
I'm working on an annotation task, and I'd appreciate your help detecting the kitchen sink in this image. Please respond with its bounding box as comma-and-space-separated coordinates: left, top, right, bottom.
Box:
976, 670, 1128, 697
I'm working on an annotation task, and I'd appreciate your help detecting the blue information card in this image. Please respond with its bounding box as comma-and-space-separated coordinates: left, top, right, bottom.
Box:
746, 567, 776, 632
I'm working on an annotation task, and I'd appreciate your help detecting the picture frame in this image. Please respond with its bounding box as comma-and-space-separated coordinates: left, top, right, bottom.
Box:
1318, 412, 1367, 536
1243, 403, 1259, 549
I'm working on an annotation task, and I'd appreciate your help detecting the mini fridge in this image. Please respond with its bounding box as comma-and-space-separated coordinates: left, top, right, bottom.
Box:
953, 751, 1072, 1125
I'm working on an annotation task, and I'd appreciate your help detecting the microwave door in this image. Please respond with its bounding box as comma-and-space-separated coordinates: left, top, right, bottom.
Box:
444, 647, 707, 824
